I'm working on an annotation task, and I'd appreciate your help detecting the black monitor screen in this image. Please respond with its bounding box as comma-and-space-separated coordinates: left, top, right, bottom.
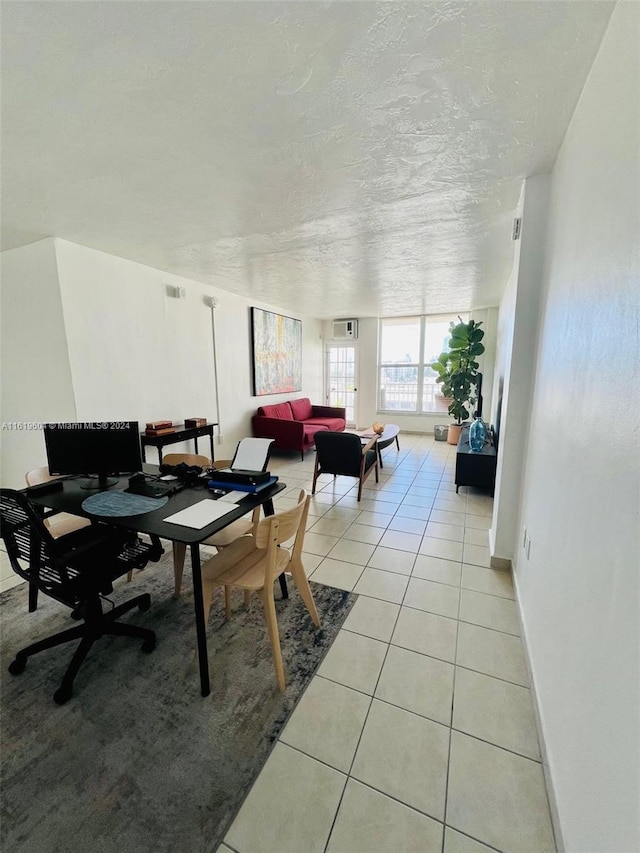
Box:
44, 422, 142, 480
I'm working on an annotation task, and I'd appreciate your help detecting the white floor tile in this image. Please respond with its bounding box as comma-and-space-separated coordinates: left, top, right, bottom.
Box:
425, 521, 464, 543
317, 629, 388, 694
368, 546, 416, 576
463, 514, 491, 531
462, 544, 491, 568
444, 827, 496, 853
446, 731, 555, 853
404, 577, 460, 619
351, 699, 450, 820
301, 551, 324, 573
419, 536, 463, 562
328, 538, 376, 566
353, 567, 409, 604
342, 523, 384, 545
378, 529, 422, 553
375, 644, 455, 726
412, 554, 461, 586
463, 527, 488, 546
387, 515, 427, 535
395, 503, 431, 521
461, 564, 514, 600
459, 588, 520, 635
342, 596, 400, 643
456, 622, 528, 686
309, 516, 353, 537
326, 778, 443, 853
309, 558, 364, 591
0, 574, 24, 593
453, 668, 540, 760
303, 531, 340, 556
280, 676, 370, 773
225, 742, 346, 853
357, 510, 394, 528
392, 607, 458, 663
430, 508, 466, 525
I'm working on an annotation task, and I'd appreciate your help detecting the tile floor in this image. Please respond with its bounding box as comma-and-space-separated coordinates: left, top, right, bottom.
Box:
0, 436, 557, 852
221, 434, 556, 853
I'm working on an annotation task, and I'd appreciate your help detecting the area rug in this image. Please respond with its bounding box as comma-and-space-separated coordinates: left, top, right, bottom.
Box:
0, 557, 356, 853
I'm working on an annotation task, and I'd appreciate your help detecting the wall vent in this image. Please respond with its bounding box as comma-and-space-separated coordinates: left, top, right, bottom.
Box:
332, 319, 358, 340
512, 218, 522, 241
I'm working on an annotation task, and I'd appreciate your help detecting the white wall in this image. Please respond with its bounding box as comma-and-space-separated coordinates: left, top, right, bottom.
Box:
1, 238, 324, 481
0, 239, 77, 487
515, 5, 639, 851
490, 176, 550, 563
324, 308, 499, 432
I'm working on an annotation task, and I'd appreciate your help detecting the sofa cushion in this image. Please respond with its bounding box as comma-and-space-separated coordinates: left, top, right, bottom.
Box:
305, 416, 346, 431
259, 402, 294, 420
302, 423, 329, 440
290, 397, 313, 421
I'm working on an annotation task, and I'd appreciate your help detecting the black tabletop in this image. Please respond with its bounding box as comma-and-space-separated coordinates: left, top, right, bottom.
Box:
25, 474, 286, 545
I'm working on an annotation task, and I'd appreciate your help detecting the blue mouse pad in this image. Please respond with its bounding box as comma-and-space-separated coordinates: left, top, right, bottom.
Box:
82, 490, 168, 517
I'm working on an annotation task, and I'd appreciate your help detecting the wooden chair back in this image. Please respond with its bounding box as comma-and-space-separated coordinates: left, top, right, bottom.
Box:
254, 490, 310, 583
25, 467, 56, 487
162, 453, 210, 468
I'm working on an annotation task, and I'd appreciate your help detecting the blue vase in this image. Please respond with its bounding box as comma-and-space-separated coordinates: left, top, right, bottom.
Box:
469, 417, 487, 452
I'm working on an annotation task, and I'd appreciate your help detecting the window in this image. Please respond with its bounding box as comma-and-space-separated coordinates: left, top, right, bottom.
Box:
378, 314, 468, 414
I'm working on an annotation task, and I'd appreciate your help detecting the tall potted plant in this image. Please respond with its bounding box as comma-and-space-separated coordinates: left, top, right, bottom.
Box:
431, 318, 485, 445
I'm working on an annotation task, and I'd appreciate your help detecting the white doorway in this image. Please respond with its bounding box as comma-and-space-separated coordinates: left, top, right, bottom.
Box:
326, 344, 358, 427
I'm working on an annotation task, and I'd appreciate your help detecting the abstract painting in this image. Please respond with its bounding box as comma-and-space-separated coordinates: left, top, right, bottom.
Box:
251, 307, 302, 396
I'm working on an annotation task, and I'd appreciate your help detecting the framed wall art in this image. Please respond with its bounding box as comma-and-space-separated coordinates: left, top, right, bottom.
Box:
251, 307, 302, 396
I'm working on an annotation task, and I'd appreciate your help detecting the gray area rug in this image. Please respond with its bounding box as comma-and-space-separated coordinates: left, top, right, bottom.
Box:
1, 556, 355, 853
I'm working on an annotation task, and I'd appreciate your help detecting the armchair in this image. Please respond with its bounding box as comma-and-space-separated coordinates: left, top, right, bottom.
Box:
312, 431, 379, 501
0, 489, 163, 704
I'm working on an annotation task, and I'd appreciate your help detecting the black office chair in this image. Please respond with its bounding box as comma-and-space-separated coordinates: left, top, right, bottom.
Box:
0, 489, 164, 704
312, 431, 379, 501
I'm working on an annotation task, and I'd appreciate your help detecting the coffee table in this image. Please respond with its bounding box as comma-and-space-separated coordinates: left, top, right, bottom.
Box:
357, 424, 400, 468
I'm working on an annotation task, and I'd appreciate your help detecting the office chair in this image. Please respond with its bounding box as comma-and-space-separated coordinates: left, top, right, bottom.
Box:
312, 431, 379, 501
0, 489, 164, 704
199, 490, 319, 691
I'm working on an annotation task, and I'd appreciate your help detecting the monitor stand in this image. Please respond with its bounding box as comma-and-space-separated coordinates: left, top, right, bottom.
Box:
79, 474, 118, 490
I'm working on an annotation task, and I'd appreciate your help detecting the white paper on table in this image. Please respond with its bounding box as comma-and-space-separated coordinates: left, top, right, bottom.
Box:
163, 499, 238, 529
230, 437, 274, 472
217, 490, 249, 503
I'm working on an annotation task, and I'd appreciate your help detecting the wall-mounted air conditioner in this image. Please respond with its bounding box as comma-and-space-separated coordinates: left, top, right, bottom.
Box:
332, 319, 358, 340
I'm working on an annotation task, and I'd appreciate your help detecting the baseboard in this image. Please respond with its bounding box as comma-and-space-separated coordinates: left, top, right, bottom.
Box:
489, 554, 512, 571
512, 569, 565, 853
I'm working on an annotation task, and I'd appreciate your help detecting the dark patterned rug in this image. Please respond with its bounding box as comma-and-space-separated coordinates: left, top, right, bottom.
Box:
0, 557, 355, 853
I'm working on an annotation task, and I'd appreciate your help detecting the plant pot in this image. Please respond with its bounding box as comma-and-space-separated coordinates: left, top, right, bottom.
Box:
447, 424, 463, 445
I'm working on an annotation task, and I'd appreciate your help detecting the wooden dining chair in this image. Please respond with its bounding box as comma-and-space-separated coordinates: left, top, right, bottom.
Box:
169, 457, 261, 599
199, 490, 320, 691
25, 467, 91, 539
161, 453, 211, 469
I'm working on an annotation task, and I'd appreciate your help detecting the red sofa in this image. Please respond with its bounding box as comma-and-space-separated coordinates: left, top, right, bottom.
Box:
252, 397, 346, 459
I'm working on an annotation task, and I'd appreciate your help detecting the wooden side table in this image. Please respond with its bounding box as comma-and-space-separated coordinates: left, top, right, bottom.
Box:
140, 423, 217, 464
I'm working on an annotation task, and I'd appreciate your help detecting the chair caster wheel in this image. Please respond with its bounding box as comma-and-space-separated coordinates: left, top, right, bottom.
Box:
138, 595, 151, 612
141, 636, 156, 653
53, 686, 72, 705
8, 657, 26, 675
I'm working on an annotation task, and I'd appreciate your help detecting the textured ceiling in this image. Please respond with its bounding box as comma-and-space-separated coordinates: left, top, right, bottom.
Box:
1, 1, 613, 318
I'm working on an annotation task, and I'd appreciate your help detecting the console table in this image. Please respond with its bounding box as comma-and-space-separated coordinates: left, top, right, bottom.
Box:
455, 425, 497, 493
140, 423, 217, 464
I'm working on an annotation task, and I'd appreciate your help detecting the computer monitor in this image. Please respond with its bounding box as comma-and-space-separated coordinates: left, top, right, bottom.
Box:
44, 422, 142, 489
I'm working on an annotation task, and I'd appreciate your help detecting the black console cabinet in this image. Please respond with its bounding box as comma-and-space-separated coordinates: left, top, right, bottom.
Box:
455, 425, 497, 493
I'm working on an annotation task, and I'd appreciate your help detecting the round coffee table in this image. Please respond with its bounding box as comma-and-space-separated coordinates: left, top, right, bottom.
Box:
357, 424, 400, 468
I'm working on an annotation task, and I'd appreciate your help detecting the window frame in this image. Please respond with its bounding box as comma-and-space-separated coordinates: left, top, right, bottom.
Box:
377, 313, 468, 415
